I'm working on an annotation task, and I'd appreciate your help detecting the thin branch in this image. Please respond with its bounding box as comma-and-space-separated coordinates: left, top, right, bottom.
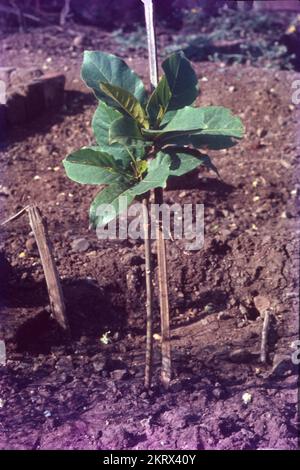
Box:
0, 205, 30, 226
60, 0, 71, 26
260, 311, 271, 363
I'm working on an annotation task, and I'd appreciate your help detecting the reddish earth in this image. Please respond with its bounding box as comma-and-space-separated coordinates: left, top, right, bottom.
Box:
0, 25, 299, 450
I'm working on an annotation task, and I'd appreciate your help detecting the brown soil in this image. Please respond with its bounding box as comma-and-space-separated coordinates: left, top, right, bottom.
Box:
0, 25, 299, 450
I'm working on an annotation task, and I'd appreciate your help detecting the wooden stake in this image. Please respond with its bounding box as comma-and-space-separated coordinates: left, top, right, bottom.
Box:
154, 187, 171, 386
27, 204, 69, 331
142, 0, 171, 388
143, 195, 153, 389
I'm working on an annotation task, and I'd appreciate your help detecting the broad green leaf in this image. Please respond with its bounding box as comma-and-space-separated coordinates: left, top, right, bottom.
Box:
100, 83, 149, 128
157, 133, 238, 150
162, 51, 198, 111
164, 148, 219, 177
89, 182, 134, 228
92, 102, 146, 167
143, 106, 205, 139
190, 107, 244, 138
146, 51, 198, 125
109, 115, 144, 145
92, 101, 121, 147
143, 106, 244, 142
63, 148, 129, 185
129, 153, 171, 196
81, 51, 147, 105
146, 76, 171, 124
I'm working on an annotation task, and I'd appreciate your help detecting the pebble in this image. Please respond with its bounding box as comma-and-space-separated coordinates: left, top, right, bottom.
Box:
270, 354, 293, 377
92, 354, 107, 373
212, 386, 226, 399
217, 311, 232, 320
110, 369, 129, 380
25, 237, 37, 252
71, 238, 90, 253
73, 34, 85, 47
253, 295, 270, 316
229, 348, 253, 363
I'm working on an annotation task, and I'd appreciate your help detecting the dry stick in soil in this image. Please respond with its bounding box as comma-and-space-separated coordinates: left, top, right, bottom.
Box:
27, 204, 69, 331
143, 194, 154, 388
260, 310, 271, 363
142, 0, 172, 388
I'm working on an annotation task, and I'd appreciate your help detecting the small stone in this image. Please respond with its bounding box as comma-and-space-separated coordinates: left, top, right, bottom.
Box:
239, 304, 247, 315
110, 369, 129, 380
253, 295, 270, 316
229, 348, 253, 363
256, 128, 268, 138
242, 392, 252, 405
92, 354, 107, 373
212, 386, 225, 399
71, 238, 90, 253
270, 354, 293, 377
25, 237, 37, 252
217, 312, 231, 320
73, 35, 85, 47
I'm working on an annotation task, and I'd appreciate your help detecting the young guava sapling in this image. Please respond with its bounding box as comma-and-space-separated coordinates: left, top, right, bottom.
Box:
63, 49, 244, 388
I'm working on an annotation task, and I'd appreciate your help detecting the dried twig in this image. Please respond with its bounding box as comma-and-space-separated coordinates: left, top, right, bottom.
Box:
0, 205, 30, 226
60, 0, 71, 26
27, 204, 69, 331
260, 310, 271, 363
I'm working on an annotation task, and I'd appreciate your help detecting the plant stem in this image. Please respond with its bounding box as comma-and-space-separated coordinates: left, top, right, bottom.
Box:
154, 187, 171, 387
143, 195, 153, 389
142, 0, 171, 388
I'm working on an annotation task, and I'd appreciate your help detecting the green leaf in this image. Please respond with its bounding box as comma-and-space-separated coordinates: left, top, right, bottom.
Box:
92, 101, 121, 147
146, 76, 171, 124
157, 133, 238, 150
190, 106, 244, 139
63, 148, 129, 185
89, 182, 134, 228
143, 106, 205, 139
109, 116, 144, 145
81, 51, 147, 105
100, 83, 149, 128
143, 106, 244, 142
164, 147, 219, 177
146, 51, 198, 125
129, 152, 171, 196
161, 51, 198, 111
92, 102, 145, 167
